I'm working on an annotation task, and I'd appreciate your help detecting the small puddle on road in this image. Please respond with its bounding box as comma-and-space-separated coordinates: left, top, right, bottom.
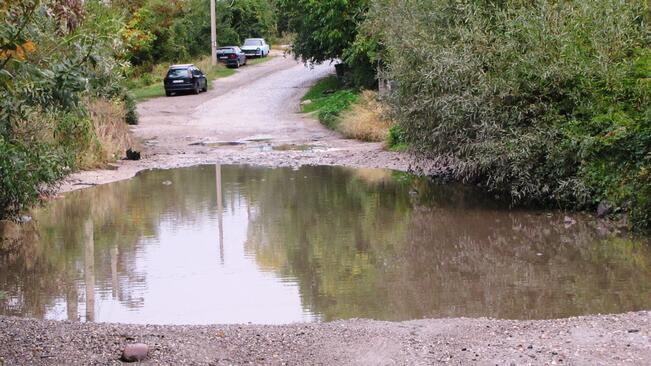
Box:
272, 144, 316, 151
250, 144, 319, 152
1, 165, 651, 325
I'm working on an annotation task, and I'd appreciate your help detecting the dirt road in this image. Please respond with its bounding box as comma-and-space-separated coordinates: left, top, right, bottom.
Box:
60, 52, 413, 192
3, 52, 650, 365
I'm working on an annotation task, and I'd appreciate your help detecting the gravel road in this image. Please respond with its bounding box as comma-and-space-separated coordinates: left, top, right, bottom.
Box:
59, 51, 417, 193
2, 51, 650, 365
2, 312, 650, 365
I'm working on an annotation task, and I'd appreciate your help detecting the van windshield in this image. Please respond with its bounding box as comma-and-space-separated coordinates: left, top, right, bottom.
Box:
243, 39, 262, 46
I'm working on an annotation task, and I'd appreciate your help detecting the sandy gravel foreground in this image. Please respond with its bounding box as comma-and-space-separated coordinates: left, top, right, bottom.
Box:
3, 52, 650, 365
1, 312, 650, 365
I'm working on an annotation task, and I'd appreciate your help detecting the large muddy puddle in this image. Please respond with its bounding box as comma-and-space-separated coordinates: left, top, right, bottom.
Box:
1, 165, 650, 324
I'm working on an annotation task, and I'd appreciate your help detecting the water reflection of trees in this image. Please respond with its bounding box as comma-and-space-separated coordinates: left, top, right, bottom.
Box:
241, 166, 414, 319
0, 166, 230, 320
241, 167, 651, 321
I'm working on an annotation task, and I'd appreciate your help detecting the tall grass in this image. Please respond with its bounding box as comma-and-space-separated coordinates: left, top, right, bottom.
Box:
373, 0, 651, 229
85, 99, 137, 168
339, 91, 391, 142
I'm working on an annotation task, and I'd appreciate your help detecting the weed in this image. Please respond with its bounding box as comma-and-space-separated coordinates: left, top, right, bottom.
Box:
302, 76, 359, 128
387, 125, 406, 149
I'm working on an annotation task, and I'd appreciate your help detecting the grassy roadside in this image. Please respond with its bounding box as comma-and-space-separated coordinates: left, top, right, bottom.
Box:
130, 55, 274, 101
301, 76, 394, 144
301, 76, 359, 128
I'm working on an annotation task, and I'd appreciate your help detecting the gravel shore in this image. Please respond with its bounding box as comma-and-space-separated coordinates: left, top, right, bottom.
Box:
2, 312, 650, 365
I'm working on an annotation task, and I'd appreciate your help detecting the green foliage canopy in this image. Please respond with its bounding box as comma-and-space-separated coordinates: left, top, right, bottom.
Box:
276, 0, 377, 87
121, 0, 277, 67
276, 0, 367, 63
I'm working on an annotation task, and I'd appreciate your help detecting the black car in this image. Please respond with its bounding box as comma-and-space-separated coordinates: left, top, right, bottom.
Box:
163, 64, 208, 96
216, 46, 247, 68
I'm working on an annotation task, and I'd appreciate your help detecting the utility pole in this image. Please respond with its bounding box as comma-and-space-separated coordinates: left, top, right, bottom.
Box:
210, 0, 217, 65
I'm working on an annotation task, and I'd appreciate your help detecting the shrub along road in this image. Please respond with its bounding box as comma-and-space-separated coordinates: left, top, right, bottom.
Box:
2, 51, 650, 365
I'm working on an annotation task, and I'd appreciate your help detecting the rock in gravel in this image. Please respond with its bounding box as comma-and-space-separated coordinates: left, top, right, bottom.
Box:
300, 99, 312, 106
121, 343, 149, 362
563, 216, 577, 228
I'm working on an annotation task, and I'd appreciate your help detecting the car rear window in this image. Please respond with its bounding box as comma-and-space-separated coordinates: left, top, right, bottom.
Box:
217, 48, 234, 53
167, 68, 189, 78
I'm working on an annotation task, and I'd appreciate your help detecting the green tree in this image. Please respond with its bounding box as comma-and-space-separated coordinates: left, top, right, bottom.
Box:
276, 0, 376, 87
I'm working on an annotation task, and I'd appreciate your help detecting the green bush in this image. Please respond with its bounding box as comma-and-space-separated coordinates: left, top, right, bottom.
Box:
0, 137, 68, 218
55, 112, 95, 162
373, 0, 651, 229
317, 90, 359, 129
387, 125, 406, 148
0, 0, 133, 219
123, 92, 139, 125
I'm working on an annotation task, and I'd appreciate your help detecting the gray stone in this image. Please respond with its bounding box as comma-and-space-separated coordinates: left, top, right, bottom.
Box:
563, 216, 576, 228
121, 343, 149, 362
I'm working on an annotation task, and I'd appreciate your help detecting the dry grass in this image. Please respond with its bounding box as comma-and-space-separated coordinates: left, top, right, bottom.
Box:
338, 91, 391, 142
83, 99, 136, 168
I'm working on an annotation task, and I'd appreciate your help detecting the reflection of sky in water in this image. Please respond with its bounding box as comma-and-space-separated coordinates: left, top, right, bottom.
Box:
50, 194, 313, 325
107, 207, 311, 324
1, 165, 651, 325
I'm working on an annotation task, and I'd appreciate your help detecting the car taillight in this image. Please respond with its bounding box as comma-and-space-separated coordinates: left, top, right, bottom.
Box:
229, 54, 237, 59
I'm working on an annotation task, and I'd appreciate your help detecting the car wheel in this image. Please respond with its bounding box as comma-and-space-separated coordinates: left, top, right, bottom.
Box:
165, 91, 172, 97
194, 83, 200, 95
236, 60, 240, 68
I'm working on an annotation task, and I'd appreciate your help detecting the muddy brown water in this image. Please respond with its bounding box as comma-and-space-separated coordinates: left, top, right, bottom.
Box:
1, 165, 650, 325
